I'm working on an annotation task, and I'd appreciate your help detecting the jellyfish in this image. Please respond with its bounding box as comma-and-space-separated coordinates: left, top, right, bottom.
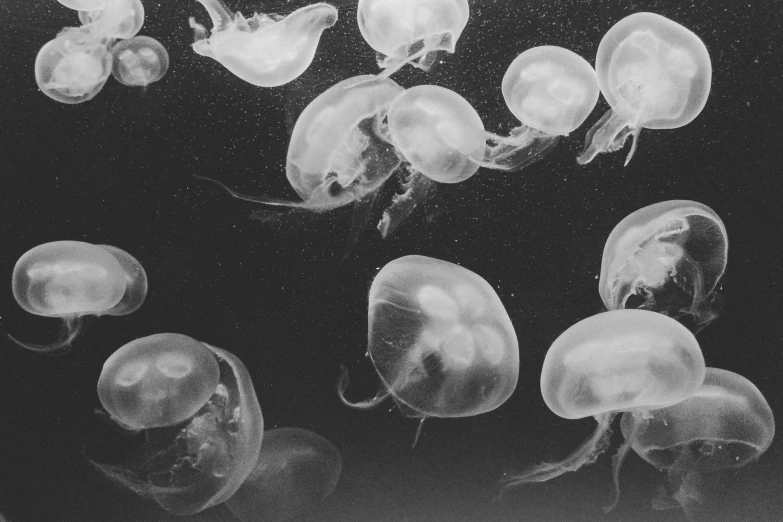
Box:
10, 241, 147, 354
225, 427, 342, 522
338, 255, 519, 444
577, 12, 712, 166
93, 333, 264, 516
610, 368, 774, 518
600, 200, 727, 331
500, 309, 705, 505
357, 0, 470, 79
195, 74, 428, 238
188, 0, 337, 88
78, 0, 146, 40
57, 0, 106, 12
111, 36, 169, 87
480, 46, 600, 171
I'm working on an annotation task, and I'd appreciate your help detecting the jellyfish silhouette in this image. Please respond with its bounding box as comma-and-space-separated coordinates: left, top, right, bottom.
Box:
500, 309, 705, 507
610, 368, 775, 519
92, 333, 263, 516
225, 427, 342, 522
338, 255, 519, 445
577, 12, 712, 166
10, 241, 147, 354
599, 200, 727, 332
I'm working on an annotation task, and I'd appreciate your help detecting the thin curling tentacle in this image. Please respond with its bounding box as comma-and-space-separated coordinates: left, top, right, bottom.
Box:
8, 315, 85, 356
337, 365, 391, 409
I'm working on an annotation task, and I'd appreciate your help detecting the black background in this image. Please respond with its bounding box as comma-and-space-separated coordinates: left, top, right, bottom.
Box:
1, 0, 781, 521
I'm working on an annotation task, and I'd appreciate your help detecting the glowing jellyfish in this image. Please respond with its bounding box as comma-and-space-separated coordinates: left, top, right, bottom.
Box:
357, 0, 470, 79
338, 255, 519, 443
196, 75, 425, 238
611, 368, 774, 517
78, 0, 146, 40
225, 427, 342, 522
10, 241, 147, 353
57, 0, 106, 11
501, 309, 705, 505
189, 0, 338, 88
600, 200, 727, 331
110, 36, 169, 87
93, 333, 264, 516
35, 28, 113, 105
577, 12, 712, 166
481, 46, 600, 171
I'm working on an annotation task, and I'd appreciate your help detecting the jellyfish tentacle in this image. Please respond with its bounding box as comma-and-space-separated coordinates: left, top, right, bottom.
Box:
474, 126, 560, 172
577, 109, 637, 165
8, 315, 85, 356
411, 418, 426, 449
604, 417, 639, 513
377, 168, 433, 238
500, 412, 615, 493
337, 365, 391, 410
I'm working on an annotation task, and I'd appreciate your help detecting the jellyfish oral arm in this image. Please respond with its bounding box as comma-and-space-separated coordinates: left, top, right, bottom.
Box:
377, 169, 433, 238
576, 109, 640, 166
7, 314, 85, 355
471, 126, 560, 172
336, 365, 391, 410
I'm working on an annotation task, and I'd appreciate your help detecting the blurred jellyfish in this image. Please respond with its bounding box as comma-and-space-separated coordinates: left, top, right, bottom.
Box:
110, 36, 169, 87
10, 241, 147, 354
480, 46, 600, 171
225, 427, 342, 522
93, 333, 264, 516
600, 200, 727, 331
189, 0, 337, 87
500, 310, 705, 505
78, 0, 146, 40
577, 12, 711, 166
357, 0, 470, 79
611, 368, 774, 518
338, 255, 519, 444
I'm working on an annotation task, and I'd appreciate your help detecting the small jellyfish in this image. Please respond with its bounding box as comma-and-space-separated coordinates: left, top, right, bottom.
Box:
78, 0, 146, 40
93, 333, 264, 516
357, 0, 470, 79
611, 368, 774, 517
57, 0, 106, 11
225, 427, 342, 522
338, 255, 519, 444
500, 309, 705, 506
480, 46, 600, 171
110, 36, 169, 87
188, 0, 338, 88
35, 28, 113, 105
577, 12, 712, 165
600, 200, 727, 331
10, 241, 147, 353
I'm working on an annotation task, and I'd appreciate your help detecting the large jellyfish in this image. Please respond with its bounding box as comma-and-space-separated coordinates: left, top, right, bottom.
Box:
189, 0, 338, 88
600, 200, 727, 331
500, 309, 705, 506
10, 241, 147, 354
357, 0, 470, 79
225, 427, 342, 522
338, 255, 519, 444
92, 333, 263, 516
577, 12, 712, 166
613, 368, 774, 518
110, 35, 169, 87
482, 46, 600, 171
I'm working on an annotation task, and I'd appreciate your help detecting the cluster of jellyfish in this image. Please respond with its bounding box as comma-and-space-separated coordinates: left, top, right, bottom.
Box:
36, 0, 169, 104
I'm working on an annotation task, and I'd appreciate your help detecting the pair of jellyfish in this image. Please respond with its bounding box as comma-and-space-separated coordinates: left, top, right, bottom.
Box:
599, 200, 727, 331
10, 240, 147, 354
188, 0, 338, 88
338, 255, 519, 443
38, 0, 168, 103
577, 12, 712, 165
94, 333, 264, 516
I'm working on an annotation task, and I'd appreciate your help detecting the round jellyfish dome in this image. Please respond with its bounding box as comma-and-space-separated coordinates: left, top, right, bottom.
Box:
388, 85, 486, 184
110, 36, 169, 87
97, 333, 221, 430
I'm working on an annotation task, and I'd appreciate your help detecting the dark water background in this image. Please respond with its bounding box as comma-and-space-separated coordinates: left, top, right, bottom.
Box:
0, 0, 781, 520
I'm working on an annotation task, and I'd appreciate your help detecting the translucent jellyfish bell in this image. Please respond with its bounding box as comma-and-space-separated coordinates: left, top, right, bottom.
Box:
501, 309, 705, 503
357, 0, 470, 79
600, 200, 727, 331
339, 255, 519, 444
78, 0, 146, 40
35, 28, 113, 105
225, 427, 342, 522
613, 368, 774, 516
57, 0, 106, 11
480, 46, 600, 171
189, 0, 338, 88
110, 36, 169, 87
578, 12, 712, 166
93, 334, 264, 516
10, 241, 147, 354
